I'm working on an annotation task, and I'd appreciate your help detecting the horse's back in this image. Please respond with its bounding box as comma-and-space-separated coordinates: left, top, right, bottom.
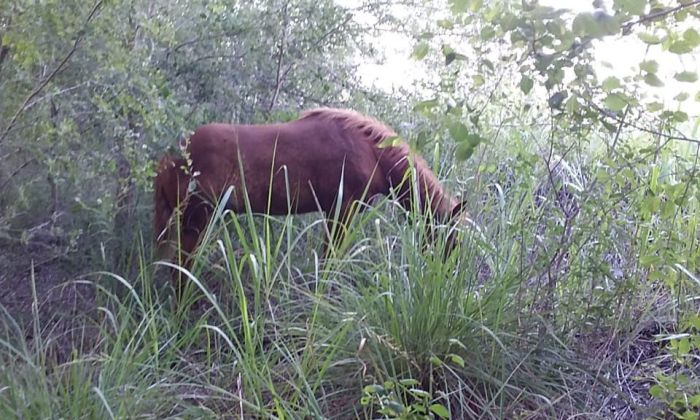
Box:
185, 118, 388, 214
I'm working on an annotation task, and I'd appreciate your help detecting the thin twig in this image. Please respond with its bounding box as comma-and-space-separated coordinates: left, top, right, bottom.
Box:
609, 105, 629, 154
267, 0, 291, 113
587, 99, 700, 145
0, 157, 37, 192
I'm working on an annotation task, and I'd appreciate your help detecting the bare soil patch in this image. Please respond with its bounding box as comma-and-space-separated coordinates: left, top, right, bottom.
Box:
0, 239, 98, 359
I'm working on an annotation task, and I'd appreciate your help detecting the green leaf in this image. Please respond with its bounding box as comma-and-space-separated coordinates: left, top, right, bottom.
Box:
467, 133, 483, 146
640, 254, 663, 267
696, 91, 700, 102
429, 355, 443, 366
412, 42, 429, 60
674, 92, 689, 102
500, 14, 522, 31
534, 53, 555, 73
363, 384, 383, 394
442, 44, 456, 65
449, 0, 468, 14
684, 28, 700, 46
545, 20, 564, 37
614, 0, 646, 15
638, 32, 662, 44
675, 71, 698, 82
437, 19, 454, 29
548, 91, 568, 109
644, 73, 664, 87
679, 337, 692, 354
686, 314, 700, 331
681, 411, 698, 420
481, 59, 494, 72
430, 404, 450, 419
649, 384, 664, 399
445, 52, 464, 66
473, 74, 485, 87
408, 388, 430, 399
598, 13, 621, 35
519, 75, 534, 94
546, 68, 565, 89
573, 13, 604, 37
639, 60, 658, 73
448, 353, 465, 367
602, 76, 621, 92
480, 26, 495, 40
413, 99, 438, 113
646, 101, 664, 112
384, 401, 405, 415
669, 40, 695, 54
455, 142, 475, 160
604, 94, 627, 111
448, 122, 470, 143
673, 111, 688, 122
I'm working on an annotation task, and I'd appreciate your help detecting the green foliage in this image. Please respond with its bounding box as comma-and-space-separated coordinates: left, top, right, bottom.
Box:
2, 0, 700, 417
361, 379, 450, 419
0, 0, 380, 261
649, 315, 700, 418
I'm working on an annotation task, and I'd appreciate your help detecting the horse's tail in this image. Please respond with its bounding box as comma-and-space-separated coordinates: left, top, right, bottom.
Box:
153, 154, 189, 246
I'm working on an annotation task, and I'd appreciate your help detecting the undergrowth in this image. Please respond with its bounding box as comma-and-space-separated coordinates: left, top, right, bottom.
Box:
1, 135, 699, 419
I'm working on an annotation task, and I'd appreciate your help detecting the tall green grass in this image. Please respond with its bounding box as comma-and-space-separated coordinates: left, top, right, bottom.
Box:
3, 136, 699, 418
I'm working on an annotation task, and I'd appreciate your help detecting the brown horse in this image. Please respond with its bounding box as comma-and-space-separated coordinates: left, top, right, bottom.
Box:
154, 108, 467, 268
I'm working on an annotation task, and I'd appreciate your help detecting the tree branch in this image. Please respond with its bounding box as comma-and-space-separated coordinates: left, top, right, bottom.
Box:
0, 0, 104, 145
268, 0, 291, 113
622, 0, 700, 34
588, 99, 700, 145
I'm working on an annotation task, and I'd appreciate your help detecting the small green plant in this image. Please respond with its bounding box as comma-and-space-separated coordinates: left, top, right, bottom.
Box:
649, 314, 700, 420
361, 378, 450, 419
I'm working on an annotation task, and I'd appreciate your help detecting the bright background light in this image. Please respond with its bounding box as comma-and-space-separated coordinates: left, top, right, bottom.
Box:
349, 0, 699, 115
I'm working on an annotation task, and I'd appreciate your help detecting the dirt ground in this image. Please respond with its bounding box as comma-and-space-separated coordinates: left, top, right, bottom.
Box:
0, 238, 97, 356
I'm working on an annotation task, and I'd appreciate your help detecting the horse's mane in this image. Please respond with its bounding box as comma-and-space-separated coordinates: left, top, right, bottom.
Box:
300, 108, 397, 146
299, 107, 455, 215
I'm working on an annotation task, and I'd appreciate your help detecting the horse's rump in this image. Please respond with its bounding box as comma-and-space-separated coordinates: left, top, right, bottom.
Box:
153, 154, 188, 246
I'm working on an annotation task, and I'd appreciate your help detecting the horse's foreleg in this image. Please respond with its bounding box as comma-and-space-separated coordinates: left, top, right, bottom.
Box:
172, 199, 212, 298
